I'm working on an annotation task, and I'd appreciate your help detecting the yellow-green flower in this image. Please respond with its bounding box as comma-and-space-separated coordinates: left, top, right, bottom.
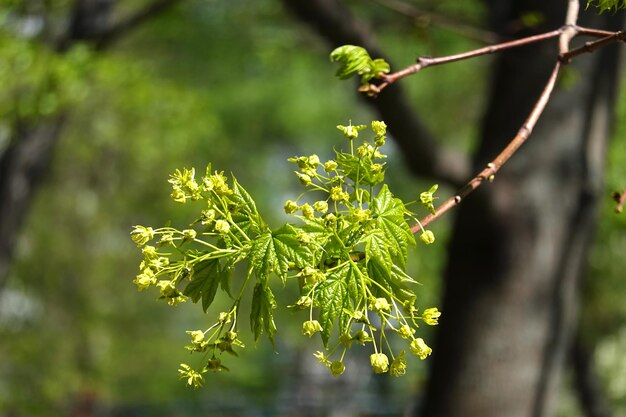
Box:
390, 351, 407, 377
410, 338, 432, 360
324, 160, 338, 172
131, 225, 154, 247
398, 324, 416, 339
214, 219, 230, 234
370, 353, 389, 374
422, 307, 441, 326
182, 229, 197, 241
178, 363, 205, 388
133, 268, 156, 291
301, 203, 315, 219
420, 230, 435, 245
313, 200, 328, 214
302, 320, 323, 337
330, 361, 346, 377
284, 200, 299, 214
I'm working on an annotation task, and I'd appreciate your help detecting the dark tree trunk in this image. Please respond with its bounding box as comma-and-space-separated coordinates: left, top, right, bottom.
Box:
418, 3, 622, 417
0, 117, 65, 292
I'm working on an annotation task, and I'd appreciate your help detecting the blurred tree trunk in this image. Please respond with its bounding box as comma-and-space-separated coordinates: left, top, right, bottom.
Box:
418, 2, 623, 417
0, 0, 181, 293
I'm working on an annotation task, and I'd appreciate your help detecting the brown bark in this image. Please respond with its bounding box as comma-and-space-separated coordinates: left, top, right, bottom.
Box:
417, 2, 622, 416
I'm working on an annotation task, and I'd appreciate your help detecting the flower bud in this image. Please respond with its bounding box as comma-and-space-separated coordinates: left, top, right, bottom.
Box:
284, 200, 299, 214
313, 200, 328, 214
308, 154, 320, 166
301, 203, 315, 219
142, 245, 158, 259
296, 172, 312, 186
420, 230, 435, 245
410, 338, 432, 360
371, 120, 387, 137
370, 297, 390, 312
370, 353, 389, 374
324, 160, 338, 172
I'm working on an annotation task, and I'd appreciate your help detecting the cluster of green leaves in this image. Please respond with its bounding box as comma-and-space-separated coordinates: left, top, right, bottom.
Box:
330, 45, 390, 83
586, 0, 626, 12
131, 121, 440, 387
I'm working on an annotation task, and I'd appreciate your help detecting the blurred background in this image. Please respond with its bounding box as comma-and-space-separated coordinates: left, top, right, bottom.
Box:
0, 1, 625, 416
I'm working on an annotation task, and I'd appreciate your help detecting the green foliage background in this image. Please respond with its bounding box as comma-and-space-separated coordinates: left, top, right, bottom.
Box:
0, 0, 625, 416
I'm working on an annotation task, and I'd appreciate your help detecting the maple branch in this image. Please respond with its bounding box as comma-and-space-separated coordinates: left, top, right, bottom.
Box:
406, 0, 626, 232
411, 60, 562, 231
560, 30, 626, 62
372, 29, 562, 96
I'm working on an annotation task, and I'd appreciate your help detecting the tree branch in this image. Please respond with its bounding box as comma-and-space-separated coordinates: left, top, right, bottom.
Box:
58, 0, 183, 51
412, 60, 562, 231
373, 29, 563, 95
368, 0, 499, 44
281, 0, 470, 186
411, 0, 603, 231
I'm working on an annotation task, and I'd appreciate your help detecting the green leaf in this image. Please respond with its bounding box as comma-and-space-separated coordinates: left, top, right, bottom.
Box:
316, 276, 347, 347
586, 0, 626, 12
329, 45, 390, 83
372, 185, 415, 267
183, 258, 222, 312
367, 259, 416, 305
249, 231, 277, 278
272, 225, 313, 282
361, 228, 393, 271
231, 176, 261, 219
250, 283, 277, 343
335, 152, 385, 186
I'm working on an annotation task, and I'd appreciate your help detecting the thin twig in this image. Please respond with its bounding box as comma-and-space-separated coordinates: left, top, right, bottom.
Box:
411, 61, 562, 231
369, 0, 499, 44
560, 30, 626, 63
371, 29, 563, 96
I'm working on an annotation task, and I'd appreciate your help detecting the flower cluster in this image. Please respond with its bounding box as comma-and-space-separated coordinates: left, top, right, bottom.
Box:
131, 120, 442, 384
